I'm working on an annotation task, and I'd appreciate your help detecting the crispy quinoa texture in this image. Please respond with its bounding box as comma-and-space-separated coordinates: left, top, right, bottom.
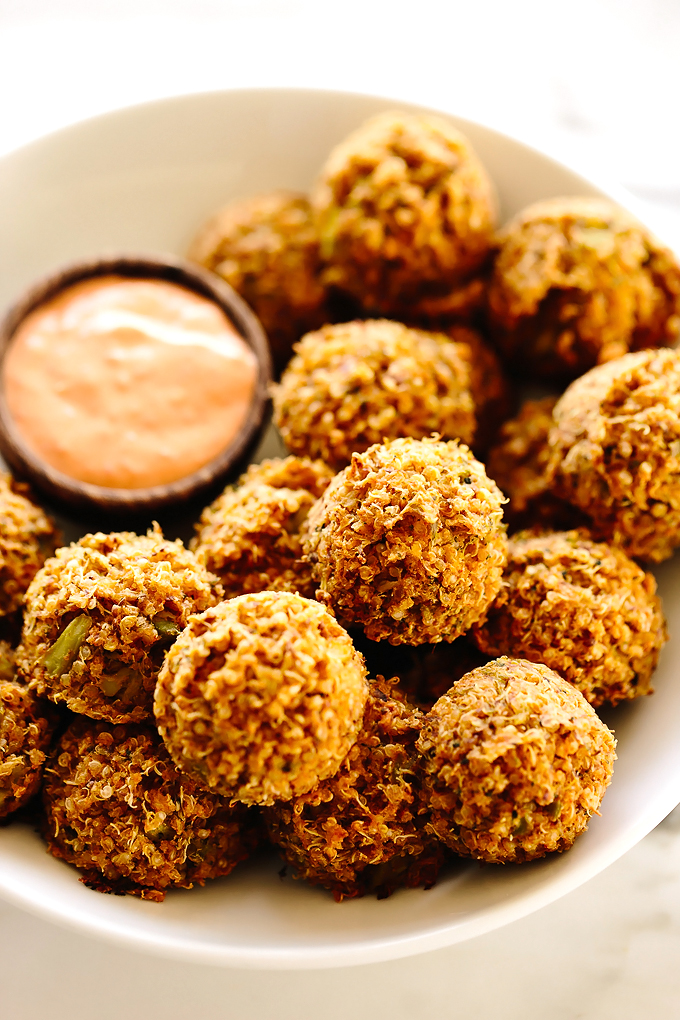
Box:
272, 320, 476, 470
446, 325, 512, 452
488, 197, 680, 379
43, 719, 260, 901
18, 527, 222, 725
0, 642, 55, 820
486, 396, 590, 533
191, 456, 333, 599
417, 658, 616, 863
548, 348, 680, 562
302, 437, 507, 645
265, 679, 443, 901
473, 530, 667, 707
312, 112, 496, 315
0, 473, 59, 617
187, 190, 328, 372
154, 592, 368, 806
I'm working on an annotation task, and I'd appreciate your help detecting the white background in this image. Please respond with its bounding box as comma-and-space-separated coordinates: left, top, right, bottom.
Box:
2, 2, 680, 1017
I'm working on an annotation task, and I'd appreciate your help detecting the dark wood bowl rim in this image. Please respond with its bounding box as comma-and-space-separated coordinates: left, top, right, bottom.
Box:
0, 254, 272, 514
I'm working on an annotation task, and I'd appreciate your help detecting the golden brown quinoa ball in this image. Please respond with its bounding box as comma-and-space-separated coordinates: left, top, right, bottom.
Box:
548, 348, 680, 562
273, 320, 476, 470
154, 592, 368, 806
486, 396, 590, 532
264, 679, 444, 901
302, 437, 507, 645
43, 719, 260, 900
18, 527, 222, 725
472, 529, 667, 707
0, 473, 59, 617
488, 197, 680, 379
312, 111, 496, 315
191, 456, 333, 599
0, 642, 55, 820
416, 657, 616, 864
187, 190, 328, 372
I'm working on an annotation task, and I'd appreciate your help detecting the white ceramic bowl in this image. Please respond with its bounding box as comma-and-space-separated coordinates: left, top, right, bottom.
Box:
1, 88, 679, 970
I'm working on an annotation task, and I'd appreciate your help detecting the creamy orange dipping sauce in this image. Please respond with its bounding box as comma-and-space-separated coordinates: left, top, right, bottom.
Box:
3, 275, 258, 489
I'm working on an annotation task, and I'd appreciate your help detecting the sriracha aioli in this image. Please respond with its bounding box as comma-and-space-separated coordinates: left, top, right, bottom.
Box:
3, 275, 258, 489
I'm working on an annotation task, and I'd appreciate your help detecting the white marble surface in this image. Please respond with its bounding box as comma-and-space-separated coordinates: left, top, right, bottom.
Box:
2, 2, 680, 1016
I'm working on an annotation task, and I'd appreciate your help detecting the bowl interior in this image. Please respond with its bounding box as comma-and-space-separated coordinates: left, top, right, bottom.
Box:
1, 87, 679, 969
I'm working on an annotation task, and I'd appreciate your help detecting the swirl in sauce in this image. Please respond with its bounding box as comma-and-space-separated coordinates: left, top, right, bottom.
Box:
3, 275, 258, 489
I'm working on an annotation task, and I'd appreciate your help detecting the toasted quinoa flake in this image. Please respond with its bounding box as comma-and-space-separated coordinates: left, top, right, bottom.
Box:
18, 526, 222, 724
488, 197, 680, 378
154, 592, 368, 806
417, 657, 616, 863
265, 679, 443, 901
43, 719, 260, 900
0, 473, 59, 617
191, 456, 333, 599
473, 529, 667, 707
303, 437, 507, 644
273, 320, 476, 470
548, 347, 680, 562
313, 111, 496, 314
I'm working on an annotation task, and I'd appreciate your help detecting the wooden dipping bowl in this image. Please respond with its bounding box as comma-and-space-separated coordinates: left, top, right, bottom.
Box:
0, 254, 272, 518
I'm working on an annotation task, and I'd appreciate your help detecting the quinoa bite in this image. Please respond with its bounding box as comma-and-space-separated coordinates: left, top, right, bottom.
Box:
0, 642, 55, 820
154, 591, 368, 806
187, 189, 328, 372
0, 472, 59, 617
265, 678, 443, 901
417, 657, 616, 863
302, 436, 507, 645
548, 347, 680, 562
191, 456, 333, 599
272, 319, 476, 470
43, 719, 260, 900
18, 527, 222, 725
473, 529, 667, 707
488, 196, 680, 379
313, 111, 496, 315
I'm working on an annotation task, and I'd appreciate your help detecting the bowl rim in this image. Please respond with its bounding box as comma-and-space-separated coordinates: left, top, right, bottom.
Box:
0, 252, 273, 514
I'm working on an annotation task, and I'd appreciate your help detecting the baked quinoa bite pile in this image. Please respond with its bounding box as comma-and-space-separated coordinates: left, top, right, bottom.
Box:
273, 320, 476, 470
0, 642, 55, 820
43, 719, 261, 901
187, 189, 328, 372
488, 196, 680, 379
0, 472, 59, 618
417, 658, 616, 863
313, 111, 496, 317
302, 436, 507, 644
548, 347, 680, 562
265, 678, 444, 901
18, 527, 222, 724
154, 591, 368, 805
473, 529, 667, 707
191, 456, 333, 599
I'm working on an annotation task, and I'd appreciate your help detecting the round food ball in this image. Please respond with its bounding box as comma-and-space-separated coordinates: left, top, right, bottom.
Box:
0, 473, 59, 617
272, 319, 476, 470
43, 719, 260, 900
302, 436, 507, 644
18, 527, 222, 725
313, 111, 496, 315
485, 396, 589, 532
0, 642, 55, 820
264, 679, 443, 901
187, 190, 328, 372
154, 592, 368, 806
472, 529, 667, 707
416, 657, 616, 863
191, 456, 333, 599
488, 197, 680, 379
548, 348, 680, 562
